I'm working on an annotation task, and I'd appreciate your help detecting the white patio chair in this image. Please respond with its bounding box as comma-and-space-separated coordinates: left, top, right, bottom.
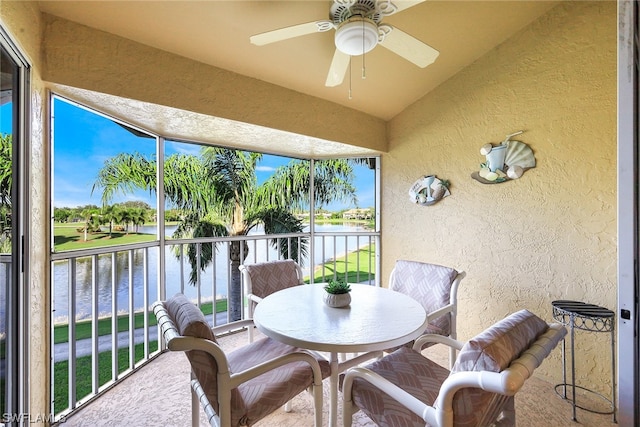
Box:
152, 293, 330, 427
389, 260, 466, 367
342, 309, 567, 427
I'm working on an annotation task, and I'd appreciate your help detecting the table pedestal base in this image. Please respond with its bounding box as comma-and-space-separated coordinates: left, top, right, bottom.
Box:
329, 350, 383, 427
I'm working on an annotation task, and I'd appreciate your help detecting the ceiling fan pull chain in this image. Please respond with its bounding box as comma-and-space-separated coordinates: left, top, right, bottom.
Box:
349, 56, 353, 100
362, 54, 366, 79
362, 17, 367, 79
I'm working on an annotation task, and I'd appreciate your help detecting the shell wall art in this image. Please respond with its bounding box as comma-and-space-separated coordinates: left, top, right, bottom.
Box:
471, 131, 536, 184
409, 175, 451, 206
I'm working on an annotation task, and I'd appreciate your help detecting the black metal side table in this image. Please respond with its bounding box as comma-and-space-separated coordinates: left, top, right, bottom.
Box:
551, 300, 616, 423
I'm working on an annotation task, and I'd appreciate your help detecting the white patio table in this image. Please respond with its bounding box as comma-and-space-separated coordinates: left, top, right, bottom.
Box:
253, 283, 428, 427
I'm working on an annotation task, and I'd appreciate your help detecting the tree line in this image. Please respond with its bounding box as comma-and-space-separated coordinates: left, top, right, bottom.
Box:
53, 201, 184, 241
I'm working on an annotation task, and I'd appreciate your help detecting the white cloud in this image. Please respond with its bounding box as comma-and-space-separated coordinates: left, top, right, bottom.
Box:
256, 165, 276, 172
165, 141, 201, 156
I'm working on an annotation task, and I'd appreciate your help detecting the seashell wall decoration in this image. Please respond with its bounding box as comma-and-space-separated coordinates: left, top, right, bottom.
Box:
409, 175, 451, 206
471, 131, 535, 184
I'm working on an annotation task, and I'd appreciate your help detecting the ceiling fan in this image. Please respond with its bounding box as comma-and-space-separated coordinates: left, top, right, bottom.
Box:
250, 0, 439, 87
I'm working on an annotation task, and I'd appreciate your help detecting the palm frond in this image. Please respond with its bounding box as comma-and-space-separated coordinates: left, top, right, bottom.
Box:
171, 212, 229, 284
92, 152, 157, 206
201, 147, 260, 203
313, 159, 358, 206
256, 158, 358, 210
246, 208, 309, 263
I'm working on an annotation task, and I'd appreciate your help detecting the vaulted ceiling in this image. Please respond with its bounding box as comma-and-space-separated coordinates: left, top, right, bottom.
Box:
38, 1, 558, 121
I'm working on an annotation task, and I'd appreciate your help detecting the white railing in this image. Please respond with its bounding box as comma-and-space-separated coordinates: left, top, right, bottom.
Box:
49, 228, 379, 420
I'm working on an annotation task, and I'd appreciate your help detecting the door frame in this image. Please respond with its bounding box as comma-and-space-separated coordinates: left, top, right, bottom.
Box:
0, 22, 30, 422
617, 1, 638, 425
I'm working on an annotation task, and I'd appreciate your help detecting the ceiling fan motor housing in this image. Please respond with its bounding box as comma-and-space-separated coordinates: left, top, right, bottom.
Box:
250, 0, 438, 87
334, 17, 379, 55
331, 0, 385, 55
330, 0, 383, 25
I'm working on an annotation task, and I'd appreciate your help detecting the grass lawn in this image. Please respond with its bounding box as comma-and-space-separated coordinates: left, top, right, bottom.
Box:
53, 300, 227, 344
53, 224, 156, 251
54, 340, 159, 415
312, 244, 376, 283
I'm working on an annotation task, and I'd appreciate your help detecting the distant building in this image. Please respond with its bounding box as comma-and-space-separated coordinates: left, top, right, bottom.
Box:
342, 208, 372, 220
295, 211, 332, 220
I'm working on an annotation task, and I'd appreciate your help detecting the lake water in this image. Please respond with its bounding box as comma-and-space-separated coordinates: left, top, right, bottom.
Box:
52, 223, 370, 322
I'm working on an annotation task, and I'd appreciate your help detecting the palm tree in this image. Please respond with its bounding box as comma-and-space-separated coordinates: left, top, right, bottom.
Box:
80, 207, 99, 241
100, 204, 120, 237
119, 208, 134, 234
93, 147, 358, 320
129, 207, 148, 233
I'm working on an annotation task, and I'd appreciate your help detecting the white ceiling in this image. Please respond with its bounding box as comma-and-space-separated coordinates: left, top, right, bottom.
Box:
38, 1, 558, 121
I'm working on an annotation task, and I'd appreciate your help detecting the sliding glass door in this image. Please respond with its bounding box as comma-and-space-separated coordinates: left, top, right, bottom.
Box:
0, 26, 28, 424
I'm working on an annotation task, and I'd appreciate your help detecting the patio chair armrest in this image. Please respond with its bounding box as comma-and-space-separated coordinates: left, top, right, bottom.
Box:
211, 319, 255, 336
413, 334, 464, 351
153, 299, 253, 342
229, 350, 325, 389
428, 370, 508, 425
342, 367, 437, 425
434, 323, 568, 415
426, 304, 454, 323
247, 293, 263, 304
450, 271, 466, 304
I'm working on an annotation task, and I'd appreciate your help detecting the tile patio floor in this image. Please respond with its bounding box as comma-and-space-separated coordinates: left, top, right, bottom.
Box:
60, 330, 618, 427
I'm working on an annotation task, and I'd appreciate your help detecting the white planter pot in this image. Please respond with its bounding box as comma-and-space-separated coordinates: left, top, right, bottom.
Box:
323, 292, 351, 308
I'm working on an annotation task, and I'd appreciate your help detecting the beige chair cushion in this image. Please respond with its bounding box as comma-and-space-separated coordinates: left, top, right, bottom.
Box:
228, 337, 331, 426
451, 309, 548, 373
350, 346, 450, 427
351, 310, 549, 427
164, 294, 225, 414
391, 260, 458, 336
165, 293, 331, 427
448, 309, 549, 426
245, 259, 301, 299
165, 293, 216, 342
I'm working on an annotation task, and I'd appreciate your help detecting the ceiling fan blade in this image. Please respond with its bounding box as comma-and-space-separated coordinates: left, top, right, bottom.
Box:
250, 21, 333, 46
384, 0, 427, 15
325, 49, 351, 87
379, 26, 439, 68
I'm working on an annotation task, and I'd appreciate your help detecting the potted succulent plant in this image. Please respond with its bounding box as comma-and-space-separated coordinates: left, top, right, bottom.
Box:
323, 279, 352, 308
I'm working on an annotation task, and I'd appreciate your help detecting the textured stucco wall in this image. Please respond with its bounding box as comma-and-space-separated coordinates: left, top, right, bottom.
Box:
39, 13, 387, 154
1, 0, 50, 423
384, 1, 617, 391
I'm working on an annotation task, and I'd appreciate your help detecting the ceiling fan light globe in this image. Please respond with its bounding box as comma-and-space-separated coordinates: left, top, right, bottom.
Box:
334, 18, 378, 56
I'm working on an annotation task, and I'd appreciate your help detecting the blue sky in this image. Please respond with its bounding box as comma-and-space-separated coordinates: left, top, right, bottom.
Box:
44, 97, 375, 211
